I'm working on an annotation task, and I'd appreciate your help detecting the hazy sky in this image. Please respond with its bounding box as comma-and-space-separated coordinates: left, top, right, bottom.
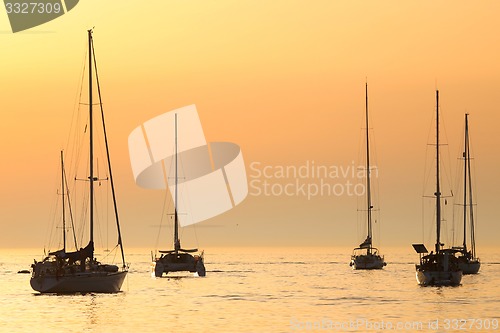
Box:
1, 1, 499, 251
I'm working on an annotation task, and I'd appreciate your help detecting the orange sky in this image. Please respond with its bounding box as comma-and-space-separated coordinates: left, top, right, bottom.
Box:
1, 1, 500, 251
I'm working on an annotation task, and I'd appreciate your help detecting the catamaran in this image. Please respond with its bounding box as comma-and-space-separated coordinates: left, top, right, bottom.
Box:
152, 113, 206, 277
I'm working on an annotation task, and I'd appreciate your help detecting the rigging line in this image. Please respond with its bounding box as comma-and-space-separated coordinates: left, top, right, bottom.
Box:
65, 39, 88, 159
165, 143, 176, 244
452, 121, 467, 247
70, 118, 89, 194
451, 155, 463, 245
422, 147, 432, 197
440, 153, 454, 198
422, 98, 438, 198
68, 36, 92, 201
155, 184, 171, 251
171, 126, 194, 248
94, 178, 105, 251
98, 244, 117, 264
421, 198, 426, 244
178, 152, 198, 245
470, 139, 478, 213
427, 202, 437, 245
355, 125, 365, 243
437, 108, 454, 200
91, 35, 126, 268
67, 93, 87, 196
422, 199, 436, 243
177, 164, 188, 242
64, 161, 79, 251
106, 170, 109, 251
93, 123, 108, 178
76, 181, 89, 247
96, 202, 104, 244
44, 157, 61, 252
46, 190, 60, 252
155, 149, 170, 252
451, 142, 464, 247
370, 126, 382, 248
367, 106, 383, 247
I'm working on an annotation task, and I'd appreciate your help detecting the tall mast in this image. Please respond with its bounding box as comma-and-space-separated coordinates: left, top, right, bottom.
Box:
462, 113, 468, 251
61, 150, 66, 251
435, 90, 441, 254
174, 113, 180, 253
466, 114, 476, 257
365, 82, 373, 249
88, 29, 94, 247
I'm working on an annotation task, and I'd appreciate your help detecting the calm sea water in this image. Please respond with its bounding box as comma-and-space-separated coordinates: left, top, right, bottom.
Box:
0, 247, 498, 333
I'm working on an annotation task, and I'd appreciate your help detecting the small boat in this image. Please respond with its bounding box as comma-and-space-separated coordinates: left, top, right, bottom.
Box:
350, 83, 386, 270
413, 90, 462, 286
30, 30, 128, 293
413, 245, 462, 286
152, 113, 206, 277
452, 113, 480, 274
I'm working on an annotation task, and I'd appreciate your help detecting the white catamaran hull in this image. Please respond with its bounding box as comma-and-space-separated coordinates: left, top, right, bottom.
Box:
350, 254, 386, 270
416, 270, 462, 286
30, 271, 127, 293
152, 253, 206, 277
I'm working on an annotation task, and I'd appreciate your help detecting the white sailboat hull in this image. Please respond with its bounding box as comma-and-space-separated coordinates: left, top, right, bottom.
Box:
416, 270, 462, 286
350, 254, 386, 270
30, 271, 127, 293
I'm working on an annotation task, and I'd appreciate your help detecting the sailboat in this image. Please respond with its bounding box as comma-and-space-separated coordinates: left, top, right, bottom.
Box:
350, 83, 386, 270
30, 30, 128, 293
452, 113, 480, 274
152, 113, 206, 277
412, 90, 462, 286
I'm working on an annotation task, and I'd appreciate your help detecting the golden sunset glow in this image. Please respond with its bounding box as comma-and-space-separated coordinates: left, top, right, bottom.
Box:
1, 0, 500, 250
